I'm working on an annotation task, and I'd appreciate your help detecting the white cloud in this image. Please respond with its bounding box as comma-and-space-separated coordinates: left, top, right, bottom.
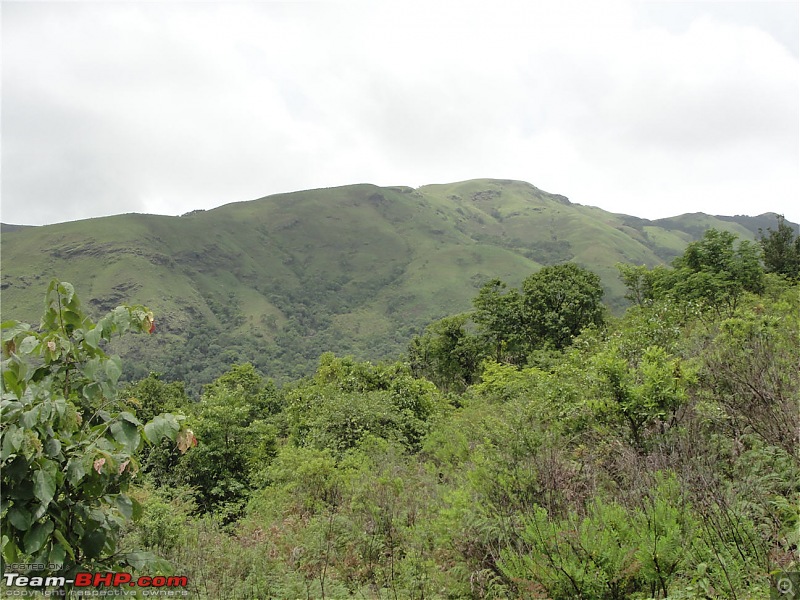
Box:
1, 1, 797, 225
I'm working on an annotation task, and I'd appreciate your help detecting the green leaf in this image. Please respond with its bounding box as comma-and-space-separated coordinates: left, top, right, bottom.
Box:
48, 540, 66, 566
53, 529, 75, 561
59, 282, 76, 305
131, 496, 143, 522
0, 401, 24, 424
2, 534, 20, 564
44, 438, 62, 458
84, 327, 102, 350
82, 382, 102, 403
18, 335, 39, 355
23, 519, 54, 554
143, 415, 168, 443
4, 456, 30, 484
21, 405, 42, 429
110, 306, 131, 332
1, 320, 31, 339
2, 369, 22, 398
66, 458, 87, 485
116, 494, 134, 521
31, 503, 48, 521
119, 411, 141, 427
62, 309, 83, 330
82, 529, 106, 559
105, 357, 122, 384
124, 551, 172, 574
33, 468, 56, 505
1, 426, 24, 461
110, 419, 140, 454
8, 507, 33, 530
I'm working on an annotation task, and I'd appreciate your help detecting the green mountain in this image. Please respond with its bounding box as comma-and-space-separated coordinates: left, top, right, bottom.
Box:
0, 178, 787, 390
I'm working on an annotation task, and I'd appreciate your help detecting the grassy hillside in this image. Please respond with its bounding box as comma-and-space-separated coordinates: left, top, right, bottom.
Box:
0, 178, 787, 389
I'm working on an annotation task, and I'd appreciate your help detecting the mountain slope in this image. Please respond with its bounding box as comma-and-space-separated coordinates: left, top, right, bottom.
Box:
1, 178, 787, 389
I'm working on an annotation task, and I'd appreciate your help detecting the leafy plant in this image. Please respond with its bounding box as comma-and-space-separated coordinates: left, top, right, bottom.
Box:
759, 214, 800, 279
1, 280, 195, 579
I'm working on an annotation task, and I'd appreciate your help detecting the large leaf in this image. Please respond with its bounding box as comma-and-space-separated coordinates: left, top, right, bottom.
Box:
0, 426, 24, 461
105, 357, 122, 385
110, 419, 140, 454
144, 414, 180, 444
124, 551, 172, 574
18, 336, 39, 355
44, 438, 62, 458
33, 467, 56, 505
116, 494, 134, 521
53, 529, 75, 561
66, 458, 86, 485
0, 401, 24, 424
2, 534, 20, 564
48, 540, 66, 566
8, 507, 32, 531
82, 529, 107, 559
23, 519, 53, 554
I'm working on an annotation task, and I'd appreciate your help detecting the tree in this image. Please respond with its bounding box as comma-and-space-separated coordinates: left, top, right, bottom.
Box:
120, 374, 191, 489
472, 265, 605, 365
759, 214, 800, 279
176, 363, 278, 518
521, 263, 605, 350
617, 264, 672, 306
285, 354, 443, 454
472, 280, 527, 363
407, 314, 485, 392
592, 346, 692, 452
671, 229, 764, 315
121, 373, 188, 425
1, 281, 194, 580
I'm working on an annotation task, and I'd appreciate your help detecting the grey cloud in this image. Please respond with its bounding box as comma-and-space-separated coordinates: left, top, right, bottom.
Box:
1, 1, 798, 225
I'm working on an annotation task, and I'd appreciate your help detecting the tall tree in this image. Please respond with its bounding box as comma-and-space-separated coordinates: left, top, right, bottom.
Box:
759, 214, 800, 279
671, 229, 764, 315
472, 264, 605, 362
472, 280, 526, 363
521, 263, 606, 350
407, 314, 485, 392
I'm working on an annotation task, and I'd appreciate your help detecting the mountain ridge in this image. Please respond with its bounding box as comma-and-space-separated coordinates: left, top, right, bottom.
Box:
1, 178, 792, 389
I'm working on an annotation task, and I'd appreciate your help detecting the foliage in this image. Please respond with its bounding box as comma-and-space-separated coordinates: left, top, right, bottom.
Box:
592, 345, 694, 452
285, 354, 445, 455
120, 372, 188, 425
498, 474, 697, 600
759, 214, 800, 279
670, 228, 764, 315
127, 484, 195, 553
520, 262, 606, 350
472, 264, 605, 361
696, 296, 799, 460
5, 226, 795, 598
472, 279, 527, 363
1, 280, 194, 580
616, 263, 672, 306
407, 313, 485, 392
172, 363, 279, 519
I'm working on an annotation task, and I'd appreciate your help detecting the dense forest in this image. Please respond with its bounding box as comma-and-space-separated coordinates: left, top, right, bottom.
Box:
2, 221, 799, 599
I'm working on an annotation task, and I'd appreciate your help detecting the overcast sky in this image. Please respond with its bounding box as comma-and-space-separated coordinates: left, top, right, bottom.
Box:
2, 1, 798, 226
